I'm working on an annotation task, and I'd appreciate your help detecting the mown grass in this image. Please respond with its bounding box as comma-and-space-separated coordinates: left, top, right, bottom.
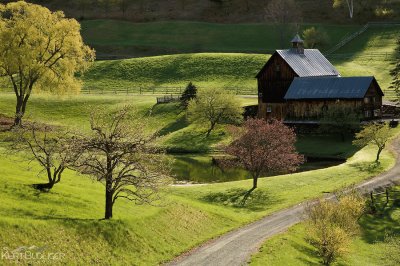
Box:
0, 94, 399, 264
250, 189, 400, 266
82, 53, 267, 92
0, 94, 353, 155
0, 95, 398, 265
77, 24, 400, 98
331, 24, 400, 99
81, 20, 360, 57
0, 127, 398, 265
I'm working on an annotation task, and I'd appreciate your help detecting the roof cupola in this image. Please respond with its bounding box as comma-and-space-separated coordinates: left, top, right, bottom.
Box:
291, 34, 304, 54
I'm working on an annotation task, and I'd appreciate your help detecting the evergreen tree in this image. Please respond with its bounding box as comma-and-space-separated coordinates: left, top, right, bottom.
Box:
180, 82, 197, 108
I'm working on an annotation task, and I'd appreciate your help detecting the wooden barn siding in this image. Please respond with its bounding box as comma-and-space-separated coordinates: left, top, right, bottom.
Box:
258, 100, 286, 120
286, 100, 363, 119
257, 53, 297, 103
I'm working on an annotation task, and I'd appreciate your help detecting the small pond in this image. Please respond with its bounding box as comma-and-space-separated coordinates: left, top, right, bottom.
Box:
170, 154, 345, 183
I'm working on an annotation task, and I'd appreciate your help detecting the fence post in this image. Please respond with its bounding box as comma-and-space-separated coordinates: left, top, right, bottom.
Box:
370, 192, 376, 213
386, 189, 389, 205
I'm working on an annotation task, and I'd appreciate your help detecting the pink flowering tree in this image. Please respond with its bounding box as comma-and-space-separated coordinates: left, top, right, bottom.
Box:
225, 119, 304, 203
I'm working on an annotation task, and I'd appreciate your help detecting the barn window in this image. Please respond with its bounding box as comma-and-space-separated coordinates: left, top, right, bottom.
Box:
364, 110, 371, 118
364, 97, 370, 104
372, 97, 376, 103
267, 106, 272, 113
275, 64, 280, 72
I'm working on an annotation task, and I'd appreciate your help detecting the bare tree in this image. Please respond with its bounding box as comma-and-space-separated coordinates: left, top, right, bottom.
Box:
117, 0, 133, 16
13, 125, 80, 191
333, 0, 354, 19
264, 0, 302, 47
76, 106, 171, 219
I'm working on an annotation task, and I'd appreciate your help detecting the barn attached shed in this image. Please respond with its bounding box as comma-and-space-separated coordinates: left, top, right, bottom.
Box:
284, 76, 384, 120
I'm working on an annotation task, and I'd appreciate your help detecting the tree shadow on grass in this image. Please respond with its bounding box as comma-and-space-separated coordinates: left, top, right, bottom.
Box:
200, 188, 281, 211
165, 130, 226, 153
348, 161, 383, 174
359, 204, 400, 244
158, 116, 189, 137
291, 240, 320, 266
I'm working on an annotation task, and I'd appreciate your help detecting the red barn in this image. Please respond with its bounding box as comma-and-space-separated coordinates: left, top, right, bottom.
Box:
256, 35, 383, 121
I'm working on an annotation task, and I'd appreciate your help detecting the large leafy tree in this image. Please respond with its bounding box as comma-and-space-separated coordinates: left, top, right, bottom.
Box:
0, 1, 95, 126
224, 119, 304, 203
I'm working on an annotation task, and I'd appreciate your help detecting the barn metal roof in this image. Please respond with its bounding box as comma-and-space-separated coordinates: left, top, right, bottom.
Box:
276, 49, 340, 77
284, 76, 383, 100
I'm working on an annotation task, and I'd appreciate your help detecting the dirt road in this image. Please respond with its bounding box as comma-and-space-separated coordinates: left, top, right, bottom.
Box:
168, 142, 400, 266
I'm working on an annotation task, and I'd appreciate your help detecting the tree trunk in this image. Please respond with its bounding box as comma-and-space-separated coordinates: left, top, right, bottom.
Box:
206, 122, 216, 137
14, 94, 30, 127
105, 178, 113, 219
14, 96, 23, 127
33, 166, 55, 191
376, 147, 383, 162
241, 176, 258, 205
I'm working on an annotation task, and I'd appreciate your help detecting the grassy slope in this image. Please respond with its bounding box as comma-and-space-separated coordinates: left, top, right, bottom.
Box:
0, 94, 399, 264
82, 20, 359, 57
80, 24, 400, 99
83, 53, 267, 93
0, 94, 354, 155
331, 25, 400, 99
250, 192, 400, 266
0, 94, 254, 153
0, 131, 397, 265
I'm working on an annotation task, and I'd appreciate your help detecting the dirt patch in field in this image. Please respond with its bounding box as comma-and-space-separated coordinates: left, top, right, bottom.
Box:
0, 114, 58, 132
0, 114, 14, 131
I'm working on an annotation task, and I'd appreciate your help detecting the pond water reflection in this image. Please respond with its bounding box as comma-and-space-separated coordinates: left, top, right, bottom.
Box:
170, 154, 345, 183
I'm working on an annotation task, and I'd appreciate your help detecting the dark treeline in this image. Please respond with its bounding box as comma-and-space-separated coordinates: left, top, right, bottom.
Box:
0, 0, 399, 23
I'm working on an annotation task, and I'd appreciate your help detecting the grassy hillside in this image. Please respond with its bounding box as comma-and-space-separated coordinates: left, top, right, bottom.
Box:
82, 20, 360, 57
250, 190, 400, 266
0, 94, 399, 264
83, 53, 267, 93
81, 23, 400, 99
331, 24, 400, 99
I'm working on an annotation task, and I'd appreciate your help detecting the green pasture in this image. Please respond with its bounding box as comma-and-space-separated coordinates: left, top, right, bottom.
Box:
250, 188, 400, 266
77, 24, 400, 99
81, 20, 360, 57
0, 94, 399, 264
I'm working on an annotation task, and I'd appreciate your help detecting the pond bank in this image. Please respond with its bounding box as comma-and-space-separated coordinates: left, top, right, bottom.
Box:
169, 154, 346, 184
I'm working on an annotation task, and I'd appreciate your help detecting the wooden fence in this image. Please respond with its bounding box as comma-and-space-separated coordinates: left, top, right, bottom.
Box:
369, 187, 400, 213
156, 95, 181, 104
81, 86, 257, 96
